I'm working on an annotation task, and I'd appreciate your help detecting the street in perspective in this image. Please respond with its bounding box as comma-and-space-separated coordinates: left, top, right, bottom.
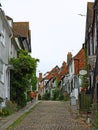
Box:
1, 0, 98, 130
5, 101, 91, 130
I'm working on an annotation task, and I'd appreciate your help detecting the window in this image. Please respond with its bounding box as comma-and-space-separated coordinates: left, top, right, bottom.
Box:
0, 30, 5, 46
0, 60, 4, 83
0, 22, 5, 46
90, 36, 93, 55
0, 60, 3, 73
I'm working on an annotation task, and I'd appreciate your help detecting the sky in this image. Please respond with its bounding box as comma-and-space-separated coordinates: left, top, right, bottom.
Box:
1, 0, 94, 75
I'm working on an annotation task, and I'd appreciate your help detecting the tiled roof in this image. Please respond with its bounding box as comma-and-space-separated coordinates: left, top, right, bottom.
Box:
13, 22, 29, 37
74, 48, 86, 75
58, 62, 68, 80
45, 72, 53, 80
44, 66, 60, 80
44, 63, 68, 82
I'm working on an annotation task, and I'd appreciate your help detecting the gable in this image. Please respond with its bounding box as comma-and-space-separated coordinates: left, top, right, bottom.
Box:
13, 22, 29, 38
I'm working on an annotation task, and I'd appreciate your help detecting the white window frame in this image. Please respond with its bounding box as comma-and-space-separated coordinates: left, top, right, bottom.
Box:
0, 60, 4, 83
0, 29, 5, 46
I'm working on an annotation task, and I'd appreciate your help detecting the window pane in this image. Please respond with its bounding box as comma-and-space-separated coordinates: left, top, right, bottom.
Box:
0, 60, 3, 73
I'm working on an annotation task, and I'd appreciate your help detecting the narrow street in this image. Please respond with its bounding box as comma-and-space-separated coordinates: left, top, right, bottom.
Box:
9, 101, 91, 130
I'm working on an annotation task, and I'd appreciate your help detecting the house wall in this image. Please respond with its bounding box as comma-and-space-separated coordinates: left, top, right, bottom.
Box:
68, 60, 75, 93
9, 39, 17, 59
0, 9, 12, 101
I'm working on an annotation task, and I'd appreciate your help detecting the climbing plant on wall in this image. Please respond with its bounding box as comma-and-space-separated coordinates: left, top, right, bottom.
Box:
10, 49, 39, 108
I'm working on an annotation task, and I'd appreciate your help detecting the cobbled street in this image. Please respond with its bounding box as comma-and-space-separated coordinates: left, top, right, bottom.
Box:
9, 101, 91, 130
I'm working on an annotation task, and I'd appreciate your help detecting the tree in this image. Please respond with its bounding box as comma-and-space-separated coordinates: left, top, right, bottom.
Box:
10, 49, 39, 107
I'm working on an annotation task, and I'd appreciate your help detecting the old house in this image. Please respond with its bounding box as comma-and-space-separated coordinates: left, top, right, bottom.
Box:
84, 1, 98, 124
44, 66, 60, 98
39, 62, 68, 99
85, 2, 95, 96
0, 8, 13, 105
86, 0, 98, 124
92, 0, 98, 104
5, 16, 18, 100
0, 6, 32, 108
58, 61, 68, 95
67, 48, 86, 100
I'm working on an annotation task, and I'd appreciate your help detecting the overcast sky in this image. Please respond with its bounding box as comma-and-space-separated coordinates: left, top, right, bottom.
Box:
2, 0, 94, 75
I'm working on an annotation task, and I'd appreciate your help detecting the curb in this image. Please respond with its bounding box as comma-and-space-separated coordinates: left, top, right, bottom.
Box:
0, 100, 40, 130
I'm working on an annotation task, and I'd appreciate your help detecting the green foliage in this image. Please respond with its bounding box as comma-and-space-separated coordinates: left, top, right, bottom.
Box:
58, 94, 64, 100
52, 78, 60, 100
52, 88, 59, 100
95, 111, 98, 129
27, 91, 31, 101
6, 100, 17, 111
31, 74, 37, 91
10, 49, 39, 108
38, 94, 41, 100
80, 74, 88, 88
55, 78, 59, 88
0, 100, 17, 117
95, 101, 98, 129
0, 107, 10, 116
64, 94, 70, 101
42, 92, 50, 100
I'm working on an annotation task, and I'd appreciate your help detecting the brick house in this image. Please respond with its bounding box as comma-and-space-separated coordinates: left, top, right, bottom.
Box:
67, 47, 86, 100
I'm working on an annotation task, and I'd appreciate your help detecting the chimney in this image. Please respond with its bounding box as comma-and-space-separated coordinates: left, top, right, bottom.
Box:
67, 52, 72, 64
39, 73, 42, 80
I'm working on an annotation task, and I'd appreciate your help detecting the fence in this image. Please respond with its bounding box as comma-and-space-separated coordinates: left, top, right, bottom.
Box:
79, 93, 92, 113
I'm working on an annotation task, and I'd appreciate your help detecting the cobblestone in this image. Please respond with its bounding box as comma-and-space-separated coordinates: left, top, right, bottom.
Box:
8, 101, 91, 130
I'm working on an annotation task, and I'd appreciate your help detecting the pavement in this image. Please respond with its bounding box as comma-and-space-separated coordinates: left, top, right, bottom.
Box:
0, 100, 40, 130
0, 100, 92, 130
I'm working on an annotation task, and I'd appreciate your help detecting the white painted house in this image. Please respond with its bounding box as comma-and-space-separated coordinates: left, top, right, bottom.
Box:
0, 8, 13, 104
67, 48, 86, 100
0, 6, 31, 108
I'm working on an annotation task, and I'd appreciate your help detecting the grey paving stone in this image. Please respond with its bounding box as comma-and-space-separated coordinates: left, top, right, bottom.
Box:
8, 101, 91, 130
